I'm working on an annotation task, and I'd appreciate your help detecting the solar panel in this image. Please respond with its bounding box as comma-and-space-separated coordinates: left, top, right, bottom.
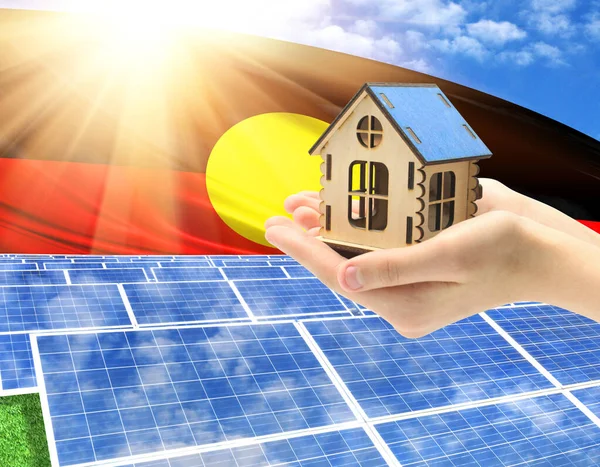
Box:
0, 270, 66, 286
304, 316, 554, 418
0, 333, 35, 392
116, 427, 388, 467
34, 323, 358, 466
152, 267, 225, 283
220, 266, 288, 281
71, 258, 119, 263
68, 268, 149, 284
486, 305, 600, 385
222, 260, 272, 267
233, 278, 347, 318
0, 264, 43, 271
157, 261, 211, 268
106, 262, 159, 269
123, 282, 248, 325
0, 284, 132, 333
282, 265, 315, 278
44, 262, 105, 270
376, 393, 600, 466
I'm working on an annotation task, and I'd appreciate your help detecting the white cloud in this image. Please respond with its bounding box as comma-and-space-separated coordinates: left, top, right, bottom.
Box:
401, 58, 432, 73
466, 20, 527, 45
498, 41, 565, 67
498, 50, 535, 66
430, 35, 488, 61
585, 13, 600, 40
526, 0, 576, 37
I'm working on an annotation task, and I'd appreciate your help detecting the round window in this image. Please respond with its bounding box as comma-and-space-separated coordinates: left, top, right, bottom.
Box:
356, 116, 383, 148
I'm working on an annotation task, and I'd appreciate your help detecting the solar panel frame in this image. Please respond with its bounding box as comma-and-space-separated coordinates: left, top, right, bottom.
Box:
68, 268, 150, 285
0, 270, 67, 286
123, 281, 250, 326
303, 315, 555, 419
32, 321, 360, 467
374, 392, 600, 466
485, 305, 600, 386
0, 283, 133, 333
233, 278, 348, 319
112, 426, 391, 467
151, 267, 225, 283
0, 333, 37, 393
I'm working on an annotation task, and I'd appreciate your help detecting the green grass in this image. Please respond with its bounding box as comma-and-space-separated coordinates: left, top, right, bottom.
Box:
0, 394, 50, 467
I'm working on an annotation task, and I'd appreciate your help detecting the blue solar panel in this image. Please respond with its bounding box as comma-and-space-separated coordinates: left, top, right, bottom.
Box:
119, 427, 387, 467
71, 258, 118, 263
376, 393, 600, 466
220, 266, 287, 281
123, 282, 248, 325
44, 262, 105, 270
106, 262, 159, 269
152, 267, 224, 283
0, 333, 35, 391
36, 323, 357, 466
305, 316, 554, 418
157, 261, 211, 268
223, 260, 272, 267
486, 305, 600, 385
0, 270, 66, 286
0, 285, 132, 332
68, 268, 149, 284
234, 278, 347, 317
283, 265, 315, 278
571, 386, 600, 414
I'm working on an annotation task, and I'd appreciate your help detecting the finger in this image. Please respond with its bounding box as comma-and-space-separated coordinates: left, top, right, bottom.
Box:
293, 206, 322, 232
264, 216, 305, 235
337, 237, 464, 292
284, 193, 321, 214
264, 224, 346, 291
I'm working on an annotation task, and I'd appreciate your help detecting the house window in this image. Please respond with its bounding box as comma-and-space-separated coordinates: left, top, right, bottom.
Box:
348, 160, 388, 231
428, 171, 456, 232
356, 116, 383, 148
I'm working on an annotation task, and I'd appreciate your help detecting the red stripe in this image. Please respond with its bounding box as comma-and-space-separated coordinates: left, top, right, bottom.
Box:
0, 159, 277, 254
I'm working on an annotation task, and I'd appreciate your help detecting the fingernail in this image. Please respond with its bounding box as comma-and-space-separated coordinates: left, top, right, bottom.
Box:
344, 266, 363, 290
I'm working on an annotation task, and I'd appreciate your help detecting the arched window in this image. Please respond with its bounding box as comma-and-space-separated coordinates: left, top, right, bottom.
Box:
356, 116, 383, 148
428, 171, 456, 232
348, 160, 389, 231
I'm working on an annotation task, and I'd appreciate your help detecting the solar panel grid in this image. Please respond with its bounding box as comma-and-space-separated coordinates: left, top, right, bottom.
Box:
124, 282, 248, 325
116, 427, 388, 467
157, 261, 212, 268
234, 278, 347, 318
35, 323, 358, 466
0, 270, 67, 286
0, 284, 132, 333
45, 262, 106, 270
375, 393, 600, 466
68, 269, 149, 285
0, 333, 35, 391
305, 316, 554, 418
0, 263, 40, 271
152, 268, 225, 283
487, 306, 600, 386
220, 266, 288, 281
281, 265, 314, 279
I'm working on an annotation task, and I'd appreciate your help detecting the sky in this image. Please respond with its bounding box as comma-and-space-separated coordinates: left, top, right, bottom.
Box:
1, 0, 599, 140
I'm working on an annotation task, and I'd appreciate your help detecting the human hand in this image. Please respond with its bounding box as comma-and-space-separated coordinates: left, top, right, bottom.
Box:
284, 180, 600, 248
266, 182, 600, 337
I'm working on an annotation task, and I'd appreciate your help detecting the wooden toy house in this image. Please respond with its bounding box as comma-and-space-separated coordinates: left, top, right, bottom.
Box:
309, 83, 493, 257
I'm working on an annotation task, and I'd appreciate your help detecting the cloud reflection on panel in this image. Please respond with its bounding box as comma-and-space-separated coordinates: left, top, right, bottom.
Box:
124, 282, 248, 325
305, 315, 554, 418
376, 393, 600, 465
37, 323, 357, 466
0, 284, 131, 333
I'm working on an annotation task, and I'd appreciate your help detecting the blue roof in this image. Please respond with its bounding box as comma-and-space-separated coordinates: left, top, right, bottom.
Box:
367, 84, 492, 163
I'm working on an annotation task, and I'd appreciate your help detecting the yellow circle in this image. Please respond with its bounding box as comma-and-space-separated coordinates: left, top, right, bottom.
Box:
206, 113, 328, 247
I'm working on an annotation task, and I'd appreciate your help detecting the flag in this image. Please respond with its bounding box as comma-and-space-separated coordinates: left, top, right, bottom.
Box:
0, 8, 598, 254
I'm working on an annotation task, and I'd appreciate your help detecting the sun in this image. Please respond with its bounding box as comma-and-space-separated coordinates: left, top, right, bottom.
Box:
206, 113, 327, 247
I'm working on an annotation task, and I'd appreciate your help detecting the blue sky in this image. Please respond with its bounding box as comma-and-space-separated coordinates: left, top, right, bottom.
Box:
1, 0, 598, 140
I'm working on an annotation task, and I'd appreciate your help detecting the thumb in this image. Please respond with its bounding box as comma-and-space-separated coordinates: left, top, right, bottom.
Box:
336, 240, 460, 292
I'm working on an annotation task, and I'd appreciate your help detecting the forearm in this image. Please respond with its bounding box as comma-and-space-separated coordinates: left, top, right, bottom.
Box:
524, 218, 600, 322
